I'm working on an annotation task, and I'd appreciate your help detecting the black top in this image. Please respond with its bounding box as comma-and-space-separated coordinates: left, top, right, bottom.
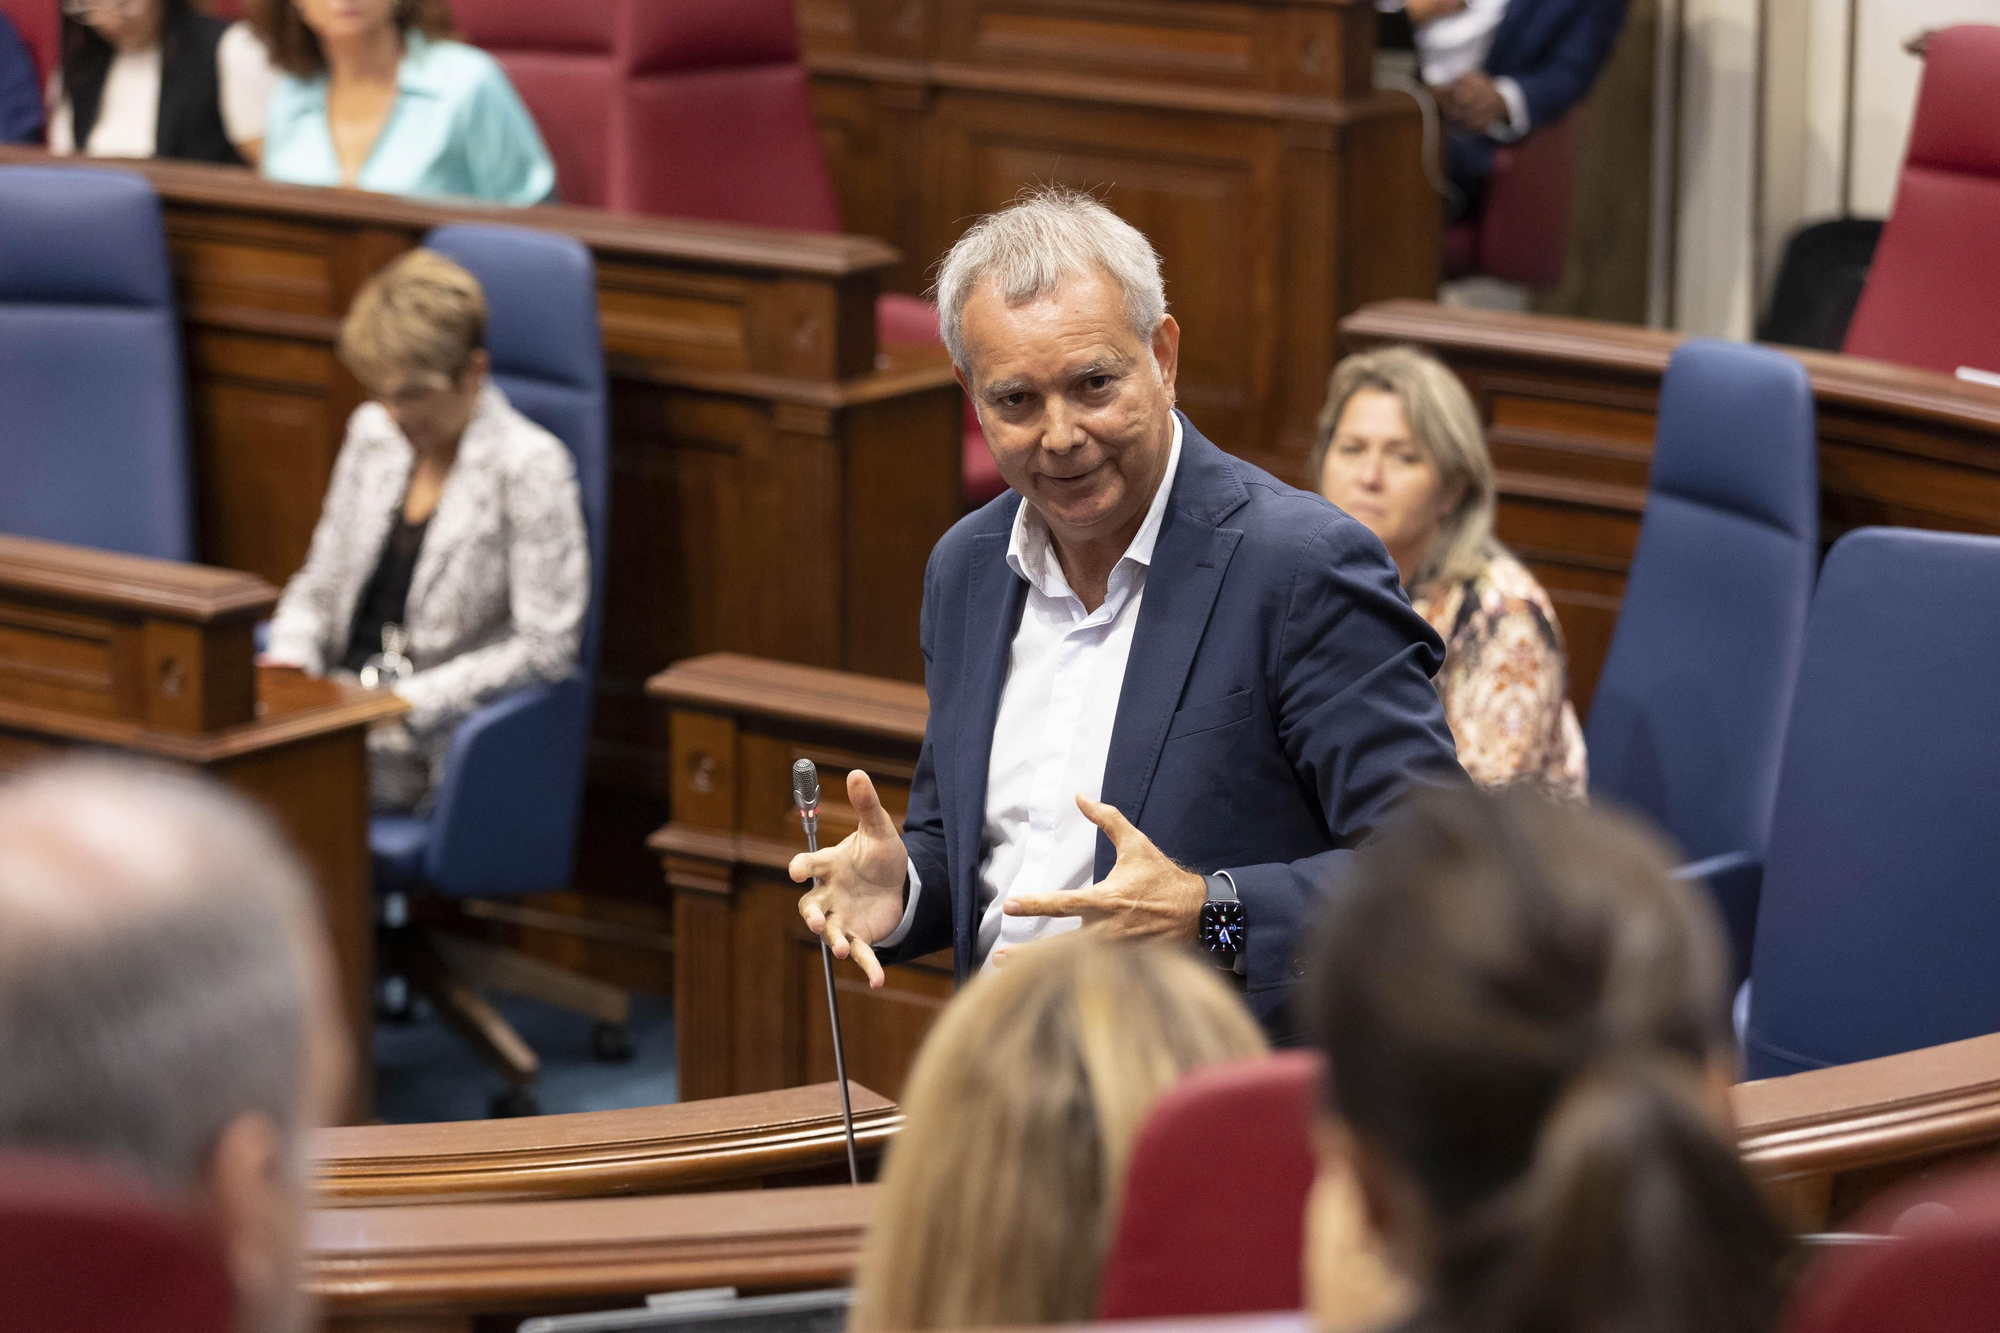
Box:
342, 513, 431, 675
64, 6, 242, 166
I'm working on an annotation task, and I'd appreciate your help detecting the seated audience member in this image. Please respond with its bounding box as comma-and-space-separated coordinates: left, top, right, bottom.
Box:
263, 249, 587, 811
847, 933, 1268, 1332
0, 758, 348, 1333
1315, 346, 1584, 797
253, 0, 554, 205
0, 11, 40, 143
1307, 786, 1793, 1333
47, 0, 275, 165
1384, 0, 1628, 220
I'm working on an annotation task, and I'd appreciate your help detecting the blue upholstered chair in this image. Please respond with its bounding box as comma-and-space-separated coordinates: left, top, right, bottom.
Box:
370, 223, 610, 1116
1584, 340, 1819, 983
1742, 529, 2000, 1080
0, 166, 192, 560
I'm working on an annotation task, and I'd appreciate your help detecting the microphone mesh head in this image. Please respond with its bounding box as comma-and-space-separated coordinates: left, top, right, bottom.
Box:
792, 758, 819, 811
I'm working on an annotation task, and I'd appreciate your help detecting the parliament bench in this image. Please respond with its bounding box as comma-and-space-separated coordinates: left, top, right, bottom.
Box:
301, 1029, 2000, 1330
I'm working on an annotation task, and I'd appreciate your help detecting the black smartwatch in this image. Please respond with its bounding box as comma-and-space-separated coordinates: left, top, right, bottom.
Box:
1198, 871, 1247, 975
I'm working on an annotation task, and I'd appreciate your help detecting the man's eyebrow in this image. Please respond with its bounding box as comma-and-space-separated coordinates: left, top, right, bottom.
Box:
982, 377, 1031, 400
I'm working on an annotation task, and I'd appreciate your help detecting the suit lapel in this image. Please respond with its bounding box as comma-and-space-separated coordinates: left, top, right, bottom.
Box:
1095, 420, 1248, 879
951, 525, 1027, 981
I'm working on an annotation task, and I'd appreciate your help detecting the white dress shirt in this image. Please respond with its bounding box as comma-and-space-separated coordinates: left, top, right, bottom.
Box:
1378, 0, 1530, 139
879, 417, 1185, 967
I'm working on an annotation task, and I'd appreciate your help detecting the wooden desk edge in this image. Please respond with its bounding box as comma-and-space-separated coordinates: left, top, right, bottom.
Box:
0, 147, 904, 279
0, 534, 277, 622
312, 1084, 900, 1205
0, 678, 405, 763
1736, 1031, 2000, 1180
647, 654, 929, 743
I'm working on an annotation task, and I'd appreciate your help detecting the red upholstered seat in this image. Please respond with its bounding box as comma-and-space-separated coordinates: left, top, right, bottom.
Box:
1787, 1168, 2000, 1333
0, 1152, 235, 1333
0, 0, 57, 88
1842, 25, 2000, 377
1444, 106, 1585, 289
1098, 1051, 1322, 1319
449, 0, 991, 505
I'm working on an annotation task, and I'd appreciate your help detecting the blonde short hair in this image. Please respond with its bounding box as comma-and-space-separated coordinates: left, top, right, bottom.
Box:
338, 249, 488, 388
1312, 345, 1498, 590
847, 934, 1268, 1332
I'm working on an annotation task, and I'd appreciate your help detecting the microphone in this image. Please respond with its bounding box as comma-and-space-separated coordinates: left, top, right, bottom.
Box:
793, 759, 860, 1186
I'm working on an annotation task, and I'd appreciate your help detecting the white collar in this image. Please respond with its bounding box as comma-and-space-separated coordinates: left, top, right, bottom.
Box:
1007, 413, 1184, 600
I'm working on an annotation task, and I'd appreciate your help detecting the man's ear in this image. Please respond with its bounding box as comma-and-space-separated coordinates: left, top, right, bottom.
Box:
201, 1111, 290, 1305
1150, 315, 1181, 401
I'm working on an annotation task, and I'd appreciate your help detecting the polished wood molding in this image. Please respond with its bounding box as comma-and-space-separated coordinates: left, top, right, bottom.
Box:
309, 1183, 874, 1331
647, 652, 928, 743
313, 1082, 900, 1206
1340, 299, 2000, 718
1738, 1031, 2000, 1187
0, 532, 275, 623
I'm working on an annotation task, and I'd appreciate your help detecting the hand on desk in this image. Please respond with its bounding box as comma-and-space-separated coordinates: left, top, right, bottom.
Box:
1000, 795, 1207, 950
790, 769, 907, 989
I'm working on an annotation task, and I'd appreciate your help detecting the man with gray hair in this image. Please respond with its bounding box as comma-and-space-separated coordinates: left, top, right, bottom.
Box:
793, 188, 1462, 1031
0, 758, 349, 1333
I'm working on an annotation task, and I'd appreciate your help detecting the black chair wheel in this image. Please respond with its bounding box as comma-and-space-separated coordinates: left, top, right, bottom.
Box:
491, 1087, 540, 1118
592, 1021, 634, 1063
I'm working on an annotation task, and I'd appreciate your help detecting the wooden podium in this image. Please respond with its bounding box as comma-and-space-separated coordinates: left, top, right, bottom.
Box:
646, 654, 949, 1103
0, 534, 401, 1118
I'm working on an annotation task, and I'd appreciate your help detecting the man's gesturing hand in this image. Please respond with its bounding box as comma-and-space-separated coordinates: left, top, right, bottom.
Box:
790, 769, 908, 989
1002, 795, 1207, 941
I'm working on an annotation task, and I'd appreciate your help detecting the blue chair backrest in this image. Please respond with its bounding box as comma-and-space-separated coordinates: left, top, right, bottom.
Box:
1744, 529, 2000, 1079
1586, 339, 1818, 865
423, 223, 608, 672
0, 166, 192, 560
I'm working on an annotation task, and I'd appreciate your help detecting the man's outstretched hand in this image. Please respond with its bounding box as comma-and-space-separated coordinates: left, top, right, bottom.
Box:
1001, 795, 1207, 944
790, 769, 909, 988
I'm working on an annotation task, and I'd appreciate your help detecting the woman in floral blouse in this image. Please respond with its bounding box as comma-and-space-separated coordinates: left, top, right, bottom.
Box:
1313, 345, 1586, 798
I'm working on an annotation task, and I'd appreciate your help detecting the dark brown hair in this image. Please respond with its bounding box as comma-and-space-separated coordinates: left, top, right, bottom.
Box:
1308, 787, 1792, 1333
246, 0, 456, 79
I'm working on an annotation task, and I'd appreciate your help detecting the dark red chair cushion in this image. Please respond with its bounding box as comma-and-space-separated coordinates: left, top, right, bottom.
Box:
451, 0, 616, 207
0, 0, 56, 85
1786, 1167, 2000, 1333
1842, 25, 2000, 376
0, 1152, 235, 1333
1098, 1051, 1323, 1319
618, 64, 839, 229
1446, 107, 1585, 289
876, 292, 1003, 506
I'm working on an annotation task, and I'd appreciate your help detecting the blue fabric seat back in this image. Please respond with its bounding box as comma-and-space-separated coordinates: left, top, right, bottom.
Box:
1586, 340, 1818, 866
0, 166, 192, 560
378, 224, 606, 897
1744, 529, 2000, 1079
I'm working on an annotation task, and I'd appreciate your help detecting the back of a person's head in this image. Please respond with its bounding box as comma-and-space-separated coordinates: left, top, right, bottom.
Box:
0, 757, 329, 1194
1309, 787, 1790, 1333
849, 933, 1268, 1332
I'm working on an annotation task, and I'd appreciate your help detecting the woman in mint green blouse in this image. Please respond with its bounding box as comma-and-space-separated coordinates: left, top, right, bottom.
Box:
254, 0, 553, 207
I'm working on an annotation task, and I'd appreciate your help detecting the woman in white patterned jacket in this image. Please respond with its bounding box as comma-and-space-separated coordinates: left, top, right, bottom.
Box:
263, 249, 588, 812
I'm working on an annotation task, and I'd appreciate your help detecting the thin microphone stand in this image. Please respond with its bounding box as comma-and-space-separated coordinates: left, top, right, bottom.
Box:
795, 763, 861, 1186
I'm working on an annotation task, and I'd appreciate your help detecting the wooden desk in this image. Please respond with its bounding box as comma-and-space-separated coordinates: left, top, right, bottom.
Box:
0, 534, 402, 1118
313, 1082, 900, 1206
1340, 299, 2000, 717
801, 0, 1440, 478
646, 654, 948, 1103
311, 1182, 873, 1333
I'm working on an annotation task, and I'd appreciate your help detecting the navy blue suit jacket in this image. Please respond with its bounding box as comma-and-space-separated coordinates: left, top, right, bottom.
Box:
0, 13, 42, 146
886, 416, 1461, 1026
1487, 0, 1629, 131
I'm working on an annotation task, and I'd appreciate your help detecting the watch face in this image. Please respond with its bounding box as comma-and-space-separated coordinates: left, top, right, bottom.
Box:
1199, 900, 1246, 955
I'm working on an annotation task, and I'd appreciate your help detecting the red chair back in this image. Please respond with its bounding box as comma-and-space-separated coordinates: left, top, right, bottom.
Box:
1786, 1168, 2000, 1333
0, 1152, 235, 1333
1097, 1051, 1322, 1319
1842, 25, 2000, 376
1443, 106, 1586, 289
0, 0, 57, 86
452, 0, 619, 207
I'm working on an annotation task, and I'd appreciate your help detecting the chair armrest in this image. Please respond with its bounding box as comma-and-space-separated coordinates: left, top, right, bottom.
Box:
423, 677, 593, 897
1674, 850, 1765, 987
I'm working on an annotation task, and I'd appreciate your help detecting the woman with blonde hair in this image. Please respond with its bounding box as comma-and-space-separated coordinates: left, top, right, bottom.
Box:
848, 933, 1268, 1332
263, 248, 586, 811
1314, 345, 1585, 797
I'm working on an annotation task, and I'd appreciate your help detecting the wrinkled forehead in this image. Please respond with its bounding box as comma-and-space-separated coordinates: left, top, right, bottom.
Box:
959, 269, 1151, 386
